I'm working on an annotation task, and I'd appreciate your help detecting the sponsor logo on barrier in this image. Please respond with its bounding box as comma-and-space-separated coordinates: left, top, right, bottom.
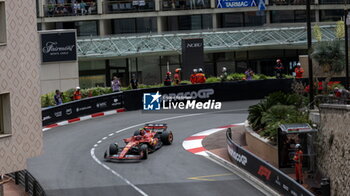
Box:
258, 165, 271, 180
112, 98, 121, 106
143, 90, 221, 111
162, 89, 214, 101
66, 108, 72, 115
76, 106, 92, 112
43, 116, 51, 121
96, 102, 107, 108
54, 111, 62, 117
227, 146, 248, 166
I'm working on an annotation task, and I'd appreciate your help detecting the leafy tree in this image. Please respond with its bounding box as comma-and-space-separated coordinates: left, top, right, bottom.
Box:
311, 40, 345, 94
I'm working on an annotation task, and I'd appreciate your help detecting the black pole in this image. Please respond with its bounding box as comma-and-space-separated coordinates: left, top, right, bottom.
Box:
307, 0, 314, 108
345, 8, 350, 90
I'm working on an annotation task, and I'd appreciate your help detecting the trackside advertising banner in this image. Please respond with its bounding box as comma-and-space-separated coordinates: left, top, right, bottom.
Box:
226, 129, 314, 196
42, 92, 123, 126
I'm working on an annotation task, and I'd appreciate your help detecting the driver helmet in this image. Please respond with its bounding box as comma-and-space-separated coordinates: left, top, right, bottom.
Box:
139, 128, 146, 136
295, 144, 302, 149
193, 69, 198, 73
198, 68, 203, 73
276, 59, 281, 63
222, 67, 227, 72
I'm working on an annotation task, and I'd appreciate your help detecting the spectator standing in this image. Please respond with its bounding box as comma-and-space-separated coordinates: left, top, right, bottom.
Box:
164, 72, 172, 86
190, 69, 198, 84
220, 67, 228, 82
196, 68, 206, 84
173, 68, 181, 85
73, 1, 80, 15
244, 68, 254, 80
111, 76, 121, 92
80, 0, 87, 15
293, 144, 303, 184
294, 63, 304, 79
73, 87, 82, 100
274, 59, 284, 79
54, 90, 63, 105
88, 1, 97, 14
130, 74, 138, 89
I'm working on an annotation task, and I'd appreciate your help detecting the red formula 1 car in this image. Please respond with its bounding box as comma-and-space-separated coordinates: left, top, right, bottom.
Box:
104, 123, 173, 161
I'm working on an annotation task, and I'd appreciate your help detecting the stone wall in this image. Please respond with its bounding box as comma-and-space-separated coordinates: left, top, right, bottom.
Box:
317, 104, 350, 196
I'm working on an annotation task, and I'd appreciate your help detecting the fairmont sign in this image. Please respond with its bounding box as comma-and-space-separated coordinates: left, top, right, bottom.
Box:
40, 31, 77, 63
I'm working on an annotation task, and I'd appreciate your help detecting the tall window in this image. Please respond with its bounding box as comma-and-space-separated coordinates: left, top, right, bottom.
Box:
166, 14, 212, 31
112, 17, 157, 34
0, 93, 11, 136
0, 0, 6, 44
0, 95, 3, 135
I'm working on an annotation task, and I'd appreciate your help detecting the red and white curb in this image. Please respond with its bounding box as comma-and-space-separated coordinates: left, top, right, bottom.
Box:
42, 108, 126, 131
182, 123, 244, 157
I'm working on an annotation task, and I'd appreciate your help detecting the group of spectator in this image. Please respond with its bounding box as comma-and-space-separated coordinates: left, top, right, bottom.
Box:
163, 0, 207, 10
47, 0, 97, 17
190, 68, 206, 84
274, 59, 304, 79
164, 68, 182, 86
54, 87, 82, 105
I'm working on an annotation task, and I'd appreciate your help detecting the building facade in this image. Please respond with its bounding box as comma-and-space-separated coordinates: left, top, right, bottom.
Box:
36, 0, 346, 88
0, 0, 43, 175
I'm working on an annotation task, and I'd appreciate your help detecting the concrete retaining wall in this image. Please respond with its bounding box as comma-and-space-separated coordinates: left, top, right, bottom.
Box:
317, 104, 350, 196
244, 123, 279, 168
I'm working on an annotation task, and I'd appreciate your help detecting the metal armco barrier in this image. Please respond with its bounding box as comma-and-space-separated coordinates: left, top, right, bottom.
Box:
42, 92, 123, 126
226, 128, 314, 196
8, 170, 46, 196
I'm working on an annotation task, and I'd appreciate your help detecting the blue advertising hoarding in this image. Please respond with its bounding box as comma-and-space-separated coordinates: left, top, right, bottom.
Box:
217, 0, 265, 9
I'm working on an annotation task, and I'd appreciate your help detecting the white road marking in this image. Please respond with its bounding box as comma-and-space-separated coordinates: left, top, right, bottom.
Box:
90, 109, 248, 196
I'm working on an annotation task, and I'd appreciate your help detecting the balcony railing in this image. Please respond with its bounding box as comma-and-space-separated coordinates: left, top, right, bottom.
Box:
319, 0, 350, 4
162, 0, 211, 11
105, 0, 155, 14
44, 2, 97, 17
269, 0, 314, 5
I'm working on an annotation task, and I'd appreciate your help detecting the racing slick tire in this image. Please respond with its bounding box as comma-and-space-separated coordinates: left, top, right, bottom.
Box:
134, 130, 140, 136
161, 131, 173, 145
109, 143, 119, 155
140, 144, 148, 160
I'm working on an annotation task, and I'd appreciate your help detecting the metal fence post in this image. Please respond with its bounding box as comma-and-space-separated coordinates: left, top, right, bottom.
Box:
0, 175, 3, 196
15, 172, 19, 185
24, 172, 29, 192
33, 181, 37, 196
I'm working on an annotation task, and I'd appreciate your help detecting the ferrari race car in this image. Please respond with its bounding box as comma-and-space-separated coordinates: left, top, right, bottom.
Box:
104, 123, 173, 161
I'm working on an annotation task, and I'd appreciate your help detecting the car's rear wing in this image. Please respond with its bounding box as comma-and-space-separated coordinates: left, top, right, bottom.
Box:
144, 123, 167, 130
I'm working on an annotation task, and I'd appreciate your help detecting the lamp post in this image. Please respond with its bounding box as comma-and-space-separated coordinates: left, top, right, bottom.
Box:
306, 0, 314, 108
345, 3, 350, 90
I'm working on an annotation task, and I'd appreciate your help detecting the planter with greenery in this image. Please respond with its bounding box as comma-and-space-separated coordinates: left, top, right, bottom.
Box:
247, 91, 311, 144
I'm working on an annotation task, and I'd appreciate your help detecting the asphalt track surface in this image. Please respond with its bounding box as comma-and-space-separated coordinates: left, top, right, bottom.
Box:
28, 100, 264, 196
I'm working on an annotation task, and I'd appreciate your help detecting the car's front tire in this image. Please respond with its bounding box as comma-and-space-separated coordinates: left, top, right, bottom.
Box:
161, 131, 173, 145
140, 144, 148, 159
109, 143, 119, 155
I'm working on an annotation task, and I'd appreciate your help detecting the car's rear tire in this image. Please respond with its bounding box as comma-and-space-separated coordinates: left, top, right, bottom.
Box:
134, 130, 140, 136
161, 131, 173, 145
140, 144, 148, 159
109, 143, 119, 155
